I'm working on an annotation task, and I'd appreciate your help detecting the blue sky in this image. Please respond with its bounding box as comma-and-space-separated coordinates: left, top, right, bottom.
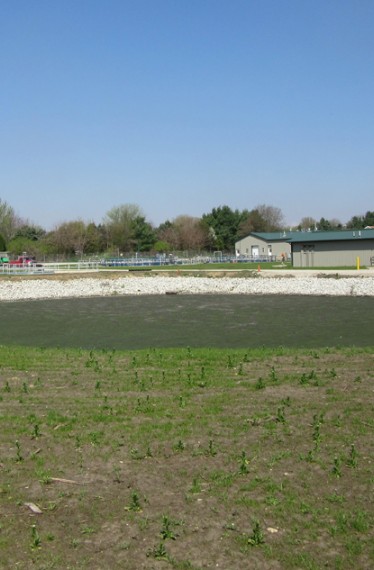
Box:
1, 0, 373, 229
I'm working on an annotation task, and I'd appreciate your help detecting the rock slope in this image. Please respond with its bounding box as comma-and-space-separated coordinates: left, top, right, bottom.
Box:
0, 273, 373, 301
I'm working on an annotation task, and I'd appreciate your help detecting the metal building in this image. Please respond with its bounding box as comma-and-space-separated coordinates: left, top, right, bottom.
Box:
235, 231, 295, 261
290, 229, 374, 268
235, 229, 374, 267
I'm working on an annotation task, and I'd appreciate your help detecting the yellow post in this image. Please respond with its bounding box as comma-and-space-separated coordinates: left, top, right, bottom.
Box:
356, 257, 360, 270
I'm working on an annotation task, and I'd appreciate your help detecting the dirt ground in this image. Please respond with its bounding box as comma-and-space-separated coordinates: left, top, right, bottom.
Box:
0, 346, 373, 569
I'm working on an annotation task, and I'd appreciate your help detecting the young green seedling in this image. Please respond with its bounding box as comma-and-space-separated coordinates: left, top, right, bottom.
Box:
239, 451, 249, 475
149, 542, 168, 560
207, 439, 217, 457
32, 424, 40, 439
347, 443, 358, 468
332, 456, 342, 478
126, 491, 142, 512
160, 515, 177, 540
276, 406, 286, 423
270, 366, 278, 382
30, 524, 41, 549
174, 439, 185, 452
15, 440, 23, 462
255, 377, 265, 390
247, 521, 264, 546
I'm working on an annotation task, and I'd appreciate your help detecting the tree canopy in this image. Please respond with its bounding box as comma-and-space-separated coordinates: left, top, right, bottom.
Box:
1, 196, 373, 257
103, 204, 144, 252
346, 211, 374, 229
202, 205, 245, 250
0, 198, 21, 244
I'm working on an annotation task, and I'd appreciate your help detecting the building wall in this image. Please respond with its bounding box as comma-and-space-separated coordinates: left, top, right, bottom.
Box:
235, 236, 291, 260
292, 240, 374, 267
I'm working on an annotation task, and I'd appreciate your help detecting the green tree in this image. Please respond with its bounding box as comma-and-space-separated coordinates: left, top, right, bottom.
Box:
7, 222, 49, 259
237, 209, 267, 237
153, 240, 171, 253
131, 216, 156, 252
0, 198, 20, 243
83, 223, 106, 254
363, 211, 374, 227
13, 224, 46, 241
346, 211, 374, 229
103, 203, 143, 252
47, 220, 96, 257
346, 215, 364, 229
317, 217, 342, 231
202, 205, 244, 251
7, 237, 39, 257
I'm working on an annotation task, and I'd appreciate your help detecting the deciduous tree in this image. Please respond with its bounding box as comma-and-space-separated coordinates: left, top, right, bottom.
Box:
48, 220, 96, 256
0, 198, 21, 243
103, 203, 144, 252
156, 220, 180, 251
254, 204, 285, 231
297, 217, 317, 231
7, 237, 39, 257
156, 216, 210, 252
173, 215, 210, 251
237, 209, 266, 237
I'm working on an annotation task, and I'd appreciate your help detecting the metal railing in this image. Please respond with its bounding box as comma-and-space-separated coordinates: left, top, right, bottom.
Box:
0, 261, 100, 274
0, 263, 47, 275
99, 254, 277, 267
42, 261, 100, 272
1, 255, 280, 275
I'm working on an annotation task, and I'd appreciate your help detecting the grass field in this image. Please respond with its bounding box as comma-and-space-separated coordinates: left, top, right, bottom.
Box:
1, 344, 373, 569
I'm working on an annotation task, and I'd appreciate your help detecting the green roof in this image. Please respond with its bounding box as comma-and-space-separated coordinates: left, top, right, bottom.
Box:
250, 231, 299, 242
250, 229, 374, 243
287, 229, 374, 243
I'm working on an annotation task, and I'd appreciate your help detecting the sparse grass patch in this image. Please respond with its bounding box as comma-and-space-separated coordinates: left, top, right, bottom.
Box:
0, 344, 373, 568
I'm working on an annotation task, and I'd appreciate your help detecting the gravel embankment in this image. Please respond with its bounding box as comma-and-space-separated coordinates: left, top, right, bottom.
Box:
0, 273, 373, 301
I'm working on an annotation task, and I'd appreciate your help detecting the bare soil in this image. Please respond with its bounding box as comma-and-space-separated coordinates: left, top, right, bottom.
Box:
0, 346, 373, 569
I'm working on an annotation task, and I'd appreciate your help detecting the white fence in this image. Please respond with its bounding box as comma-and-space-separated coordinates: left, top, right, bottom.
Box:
0, 261, 100, 275
43, 261, 100, 272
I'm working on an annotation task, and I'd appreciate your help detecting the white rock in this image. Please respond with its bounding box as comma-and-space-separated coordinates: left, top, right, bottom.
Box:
0, 274, 373, 301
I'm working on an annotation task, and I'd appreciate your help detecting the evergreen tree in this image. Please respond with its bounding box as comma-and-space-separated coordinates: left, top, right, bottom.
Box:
202, 205, 243, 251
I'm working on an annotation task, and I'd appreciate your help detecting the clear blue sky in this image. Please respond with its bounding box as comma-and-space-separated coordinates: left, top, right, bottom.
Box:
1, 0, 373, 229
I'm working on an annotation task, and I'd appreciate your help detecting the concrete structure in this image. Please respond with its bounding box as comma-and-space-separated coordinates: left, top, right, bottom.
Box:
290, 229, 374, 268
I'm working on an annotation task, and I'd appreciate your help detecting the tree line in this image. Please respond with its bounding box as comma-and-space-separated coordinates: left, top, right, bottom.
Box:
0, 198, 373, 259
